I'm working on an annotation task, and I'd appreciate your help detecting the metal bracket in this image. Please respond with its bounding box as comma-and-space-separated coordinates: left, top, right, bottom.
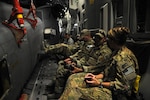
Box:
2, 0, 26, 45
2, 21, 26, 44
25, 1, 37, 29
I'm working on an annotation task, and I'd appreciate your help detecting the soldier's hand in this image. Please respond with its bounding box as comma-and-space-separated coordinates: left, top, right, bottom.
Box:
71, 66, 83, 73
85, 73, 95, 78
85, 76, 100, 86
64, 58, 72, 64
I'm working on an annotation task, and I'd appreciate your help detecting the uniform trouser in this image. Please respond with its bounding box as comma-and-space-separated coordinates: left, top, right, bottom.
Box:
59, 73, 112, 100
54, 60, 71, 94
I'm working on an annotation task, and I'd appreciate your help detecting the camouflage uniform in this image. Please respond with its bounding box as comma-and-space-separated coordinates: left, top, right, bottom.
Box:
43, 42, 81, 59
59, 46, 138, 100
44, 43, 71, 57
54, 40, 112, 95
69, 38, 95, 64
43, 29, 93, 58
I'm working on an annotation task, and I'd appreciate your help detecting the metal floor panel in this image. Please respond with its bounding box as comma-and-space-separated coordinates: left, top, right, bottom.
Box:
22, 58, 58, 100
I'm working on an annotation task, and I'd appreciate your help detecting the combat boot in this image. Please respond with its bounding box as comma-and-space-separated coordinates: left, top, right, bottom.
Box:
47, 87, 64, 99
47, 93, 61, 99
45, 79, 55, 94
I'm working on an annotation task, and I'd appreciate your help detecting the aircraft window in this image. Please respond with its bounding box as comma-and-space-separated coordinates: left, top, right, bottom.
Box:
136, 0, 147, 33
0, 59, 11, 99
100, 3, 108, 31
112, 0, 123, 26
116, 0, 123, 17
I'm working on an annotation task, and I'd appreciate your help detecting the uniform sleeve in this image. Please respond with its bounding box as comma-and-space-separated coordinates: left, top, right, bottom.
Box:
82, 45, 112, 73
69, 50, 80, 59
109, 54, 137, 91
97, 44, 112, 66
45, 43, 72, 57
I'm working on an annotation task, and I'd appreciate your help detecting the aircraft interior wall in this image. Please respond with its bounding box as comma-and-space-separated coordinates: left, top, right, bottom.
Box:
0, 2, 44, 100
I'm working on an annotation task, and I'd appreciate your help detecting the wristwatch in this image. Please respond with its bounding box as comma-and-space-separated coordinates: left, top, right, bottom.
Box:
99, 82, 103, 88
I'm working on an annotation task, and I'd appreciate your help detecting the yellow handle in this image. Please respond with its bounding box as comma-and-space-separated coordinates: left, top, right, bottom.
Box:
17, 14, 23, 19
133, 75, 141, 93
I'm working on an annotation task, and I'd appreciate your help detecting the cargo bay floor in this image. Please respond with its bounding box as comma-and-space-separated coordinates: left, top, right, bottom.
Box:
21, 56, 59, 100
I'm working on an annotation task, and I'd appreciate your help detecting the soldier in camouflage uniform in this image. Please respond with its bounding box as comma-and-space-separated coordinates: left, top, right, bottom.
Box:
59, 27, 139, 100
43, 29, 95, 60
43, 43, 75, 59
47, 29, 112, 99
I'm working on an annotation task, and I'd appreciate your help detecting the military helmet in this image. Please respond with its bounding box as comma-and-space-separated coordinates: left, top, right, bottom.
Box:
98, 29, 107, 37
80, 29, 91, 36
95, 29, 106, 38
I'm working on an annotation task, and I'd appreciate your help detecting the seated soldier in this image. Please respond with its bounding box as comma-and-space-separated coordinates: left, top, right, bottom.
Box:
59, 27, 139, 100
42, 29, 94, 60
43, 29, 94, 94
47, 29, 112, 99
63, 33, 74, 45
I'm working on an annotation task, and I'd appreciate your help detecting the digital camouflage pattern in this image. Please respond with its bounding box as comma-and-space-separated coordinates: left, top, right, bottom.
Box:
69, 38, 94, 60
43, 29, 93, 58
59, 73, 112, 100
54, 38, 95, 94
82, 42, 112, 74
43, 43, 79, 57
54, 41, 112, 94
104, 46, 139, 91
43, 39, 95, 59
59, 46, 138, 100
